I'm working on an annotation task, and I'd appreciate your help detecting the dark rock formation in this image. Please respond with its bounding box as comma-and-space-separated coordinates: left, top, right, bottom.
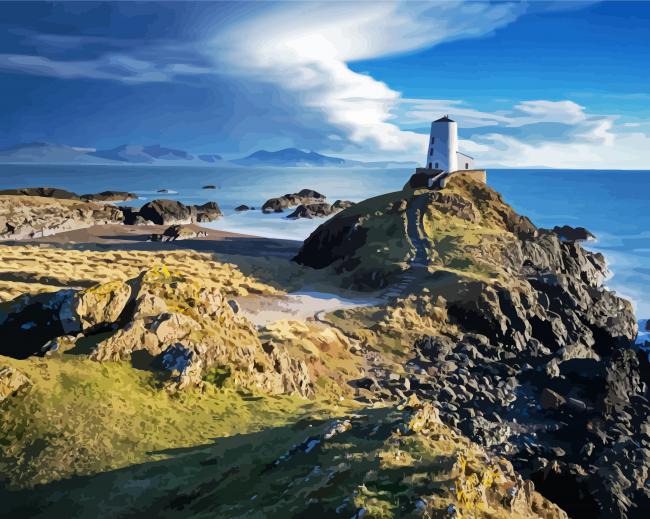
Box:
139, 200, 192, 224
137, 199, 222, 225
157, 189, 170, 193
80, 191, 138, 202
551, 225, 596, 242
149, 224, 208, 242
195, 201, 222, 222
261, 189, 326, 213
235, 204, 254, 211
202, 185, 217, 189
0, 187, 78, 199
287, 202, 333, 219
287, 200, 356, 219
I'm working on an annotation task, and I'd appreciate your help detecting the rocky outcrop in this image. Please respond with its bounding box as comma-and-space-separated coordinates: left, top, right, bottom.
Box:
0, 195, 124, 240
293, 173, 647, 516
261, 188, 326, 213
0, 268, 312, 396
149, 224, 208, 242
135, 199, 222, 225
235, 204, 254, 211
550, 225, 596, 242
287, 200, 356, 219
79, 191, 138, 203
0, 187, 137, 202
0, 187, 78, 199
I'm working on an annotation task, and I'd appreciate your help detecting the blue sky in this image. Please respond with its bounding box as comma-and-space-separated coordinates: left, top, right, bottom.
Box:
0, 1, 649, 167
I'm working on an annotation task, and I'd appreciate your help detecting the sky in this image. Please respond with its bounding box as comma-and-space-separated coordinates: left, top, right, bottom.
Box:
0, 1, 649, 168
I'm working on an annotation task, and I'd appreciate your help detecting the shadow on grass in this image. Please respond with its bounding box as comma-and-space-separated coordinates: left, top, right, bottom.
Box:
1, 407, 455, 519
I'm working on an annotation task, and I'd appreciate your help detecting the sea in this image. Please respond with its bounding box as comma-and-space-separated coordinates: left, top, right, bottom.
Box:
1, 164, 649, 324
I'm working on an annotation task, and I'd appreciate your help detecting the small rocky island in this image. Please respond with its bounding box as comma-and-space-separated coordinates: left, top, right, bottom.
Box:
0, 168, 647, 518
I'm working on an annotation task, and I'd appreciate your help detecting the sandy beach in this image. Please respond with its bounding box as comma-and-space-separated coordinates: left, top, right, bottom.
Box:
5, 223, 302, 259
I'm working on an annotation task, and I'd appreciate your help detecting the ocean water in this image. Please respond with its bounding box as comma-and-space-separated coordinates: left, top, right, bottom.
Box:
1, 164, 649, 318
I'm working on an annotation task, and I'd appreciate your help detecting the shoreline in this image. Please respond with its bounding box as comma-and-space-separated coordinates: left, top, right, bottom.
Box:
1, 222, 302, 259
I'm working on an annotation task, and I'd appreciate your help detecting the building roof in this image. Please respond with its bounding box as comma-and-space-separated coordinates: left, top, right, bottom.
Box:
434, 115, 455, 123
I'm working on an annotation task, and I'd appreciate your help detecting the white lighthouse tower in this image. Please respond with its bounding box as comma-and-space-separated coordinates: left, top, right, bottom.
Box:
425, 115, 458, 173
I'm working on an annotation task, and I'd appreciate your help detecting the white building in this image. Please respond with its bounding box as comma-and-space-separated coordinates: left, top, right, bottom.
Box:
425, 116, 474, 172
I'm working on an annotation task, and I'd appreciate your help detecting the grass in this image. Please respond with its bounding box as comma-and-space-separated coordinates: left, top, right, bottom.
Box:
2, 399, 563, 518
0, 354, 357, 490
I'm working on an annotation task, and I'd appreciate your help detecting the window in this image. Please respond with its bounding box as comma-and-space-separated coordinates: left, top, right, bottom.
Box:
431, 137, 435, 144
428, 162, 432, 168
435, 162, 439, 168
465, 163, 469, 169
429, 148, 433, 156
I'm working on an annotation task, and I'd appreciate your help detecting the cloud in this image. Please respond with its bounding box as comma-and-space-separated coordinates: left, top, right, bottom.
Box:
0, 51, 215, 83
204, 1, 527, 159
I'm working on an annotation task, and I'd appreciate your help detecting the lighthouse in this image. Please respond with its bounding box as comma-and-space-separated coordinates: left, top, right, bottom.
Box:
425, 115, 458, 172
409, 115, 482, 190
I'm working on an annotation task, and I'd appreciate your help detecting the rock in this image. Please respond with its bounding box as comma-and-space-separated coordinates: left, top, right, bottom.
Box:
332, 199, 355, 210
262, 189, 326, 213
80, 191, 138, 202
539, 388, 566, 410
235, 204, 253, 211
41, 335, 77, 355
138, 199, 193, 225
0, 187, 79, 199
202, 185, 217, 189
157, 189, 170, 193
0, 366, 30, 403
59, 280, 131, 334
287, 202, 334, 219
550, 225, 595, 242
0, 195, 124, 240
138, 200, 222, 225
149, 224, 208, 242
195, 201, 222, 222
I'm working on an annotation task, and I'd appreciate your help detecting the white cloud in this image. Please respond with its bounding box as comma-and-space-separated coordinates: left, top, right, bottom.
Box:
0, 52, 214, 83
206, 1, 527, 159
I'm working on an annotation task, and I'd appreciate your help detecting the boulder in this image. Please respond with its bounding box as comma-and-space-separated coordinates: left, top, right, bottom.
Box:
0, 366, 31, 403
202, 185, 217, 189
138, 199, 193, 225
59, 280, 131, 334
195, 201, 222, 222
235, 204, 253, 211
149, 224, 208, 242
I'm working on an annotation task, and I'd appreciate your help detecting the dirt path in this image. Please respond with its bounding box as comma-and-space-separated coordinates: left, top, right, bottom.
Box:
236, 290, 381, 327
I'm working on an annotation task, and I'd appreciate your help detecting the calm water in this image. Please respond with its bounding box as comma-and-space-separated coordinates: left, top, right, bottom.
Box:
1, 164, 649, 318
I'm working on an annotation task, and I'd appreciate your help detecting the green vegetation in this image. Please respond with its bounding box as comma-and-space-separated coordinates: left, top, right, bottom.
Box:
0, 354, 355, 490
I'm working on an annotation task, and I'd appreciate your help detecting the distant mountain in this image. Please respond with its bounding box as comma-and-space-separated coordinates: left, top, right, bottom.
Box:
0, 143, 224, 166
0, 142, 416, 169
232, 148, 417, 168
90, 144, 194, 164
0, 142, 106, 164
232, 148, 346, 167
